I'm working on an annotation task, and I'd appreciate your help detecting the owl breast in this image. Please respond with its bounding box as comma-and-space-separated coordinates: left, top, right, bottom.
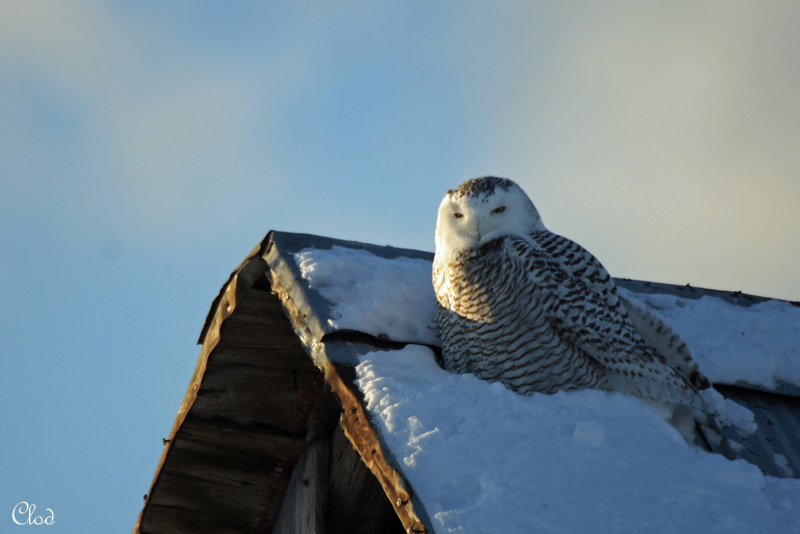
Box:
434, 237, 606, 395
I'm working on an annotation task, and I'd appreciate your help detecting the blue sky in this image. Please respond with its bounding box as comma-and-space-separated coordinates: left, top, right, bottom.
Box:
1, 1, 799, 531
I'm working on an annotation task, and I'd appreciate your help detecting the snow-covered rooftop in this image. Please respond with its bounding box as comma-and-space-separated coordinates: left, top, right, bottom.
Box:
358, 345, 799, 533
617, 288, 800, 392
293, 241, 800, 533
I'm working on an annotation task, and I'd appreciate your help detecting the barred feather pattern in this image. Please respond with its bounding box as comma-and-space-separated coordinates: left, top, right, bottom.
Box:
434, 229, 711, 411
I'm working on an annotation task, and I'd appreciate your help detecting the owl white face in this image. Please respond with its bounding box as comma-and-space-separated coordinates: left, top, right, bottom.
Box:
435, 177, 546, 254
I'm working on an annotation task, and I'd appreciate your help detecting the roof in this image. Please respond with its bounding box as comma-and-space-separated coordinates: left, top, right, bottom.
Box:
134, 232, 433, 533
134, 230, 800, 533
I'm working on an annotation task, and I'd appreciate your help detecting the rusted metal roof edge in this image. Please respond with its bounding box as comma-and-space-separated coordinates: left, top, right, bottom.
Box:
325, 358, 430, 534
133, 234, 273, 534
197, 235, 274, 345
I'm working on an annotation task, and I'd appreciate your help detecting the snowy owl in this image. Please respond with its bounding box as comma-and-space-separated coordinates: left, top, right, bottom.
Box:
432, 176, 715, 414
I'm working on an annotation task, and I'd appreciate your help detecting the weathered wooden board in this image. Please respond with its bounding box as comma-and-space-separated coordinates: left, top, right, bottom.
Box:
327, 423, 405, 534
273, 420, 330, 534
135, 237, 336, 534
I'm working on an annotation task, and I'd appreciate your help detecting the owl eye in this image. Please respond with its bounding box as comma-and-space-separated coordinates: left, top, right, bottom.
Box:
491, 206, 506, 214
453, 212, 464, 219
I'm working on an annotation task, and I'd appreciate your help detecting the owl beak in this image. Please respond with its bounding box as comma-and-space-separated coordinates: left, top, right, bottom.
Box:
468, 220, 481, 241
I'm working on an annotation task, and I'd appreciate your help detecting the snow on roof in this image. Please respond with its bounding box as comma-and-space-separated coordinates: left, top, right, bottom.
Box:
357, 345, 800, 533
295, 246, 439, 346
617, 288, 800, 392
292, 242, 800, 532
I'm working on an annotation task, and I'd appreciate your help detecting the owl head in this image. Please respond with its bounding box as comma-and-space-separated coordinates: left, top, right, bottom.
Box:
435, 176, 546, 255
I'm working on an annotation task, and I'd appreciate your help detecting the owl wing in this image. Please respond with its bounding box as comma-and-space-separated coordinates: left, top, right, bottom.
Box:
505, 232, 705, 408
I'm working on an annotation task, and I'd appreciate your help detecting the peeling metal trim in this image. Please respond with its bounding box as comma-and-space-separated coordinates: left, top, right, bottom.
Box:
326, 360, 429, 534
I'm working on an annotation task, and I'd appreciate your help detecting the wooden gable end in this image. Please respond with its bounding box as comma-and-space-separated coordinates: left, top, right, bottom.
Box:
133, 233, 427, 533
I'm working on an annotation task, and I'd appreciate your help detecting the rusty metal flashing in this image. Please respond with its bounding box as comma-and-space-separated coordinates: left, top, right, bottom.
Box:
327, 358, 429, 534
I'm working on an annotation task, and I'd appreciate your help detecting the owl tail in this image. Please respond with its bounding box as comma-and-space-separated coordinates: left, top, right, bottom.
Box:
649, 399, 756, 462
690, 388, 758, 465
694, 413, 739, 461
